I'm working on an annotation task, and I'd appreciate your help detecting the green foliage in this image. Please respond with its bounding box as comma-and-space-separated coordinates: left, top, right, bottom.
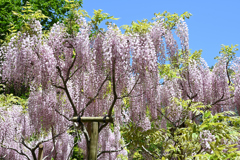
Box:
91, 9, 119, 29
70, 137, 84, 160
174, 49, 202, 68
0, 93, 27, 111
62, 4, 119, 39
63, 0, 86, 36
121, 11, 192, 35
0, 0, 83, 46
158, 63, 182, 81
0, 91, 28, 122
210, 44, 238, 74
153, 11, 192, 30
8, 1, 51, 40
121, 19, 152, 35
0, 0, 22, 46
24, 0, 83, 30
215, 44, 238, 61
121, 97, 240, 159
117, 153, 128, 160
158, 49, 203, 82
132, 149, 143, 159
89, 9, 119, 38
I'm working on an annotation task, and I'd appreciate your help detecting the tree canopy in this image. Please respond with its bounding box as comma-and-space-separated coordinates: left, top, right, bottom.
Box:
0, 0, 83, 46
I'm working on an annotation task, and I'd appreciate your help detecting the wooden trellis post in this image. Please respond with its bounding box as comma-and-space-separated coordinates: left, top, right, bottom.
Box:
71, 116, 113, 160
38, 144, 43, 160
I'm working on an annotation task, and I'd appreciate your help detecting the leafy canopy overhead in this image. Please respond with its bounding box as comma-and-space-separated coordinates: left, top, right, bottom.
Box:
0, 0, 83, 46
121, 11, 192, 35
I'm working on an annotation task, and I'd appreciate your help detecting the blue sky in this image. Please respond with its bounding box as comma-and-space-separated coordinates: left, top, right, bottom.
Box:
81, 0, 240, 68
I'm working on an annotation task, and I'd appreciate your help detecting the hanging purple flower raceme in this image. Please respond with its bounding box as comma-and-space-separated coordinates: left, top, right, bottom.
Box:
1, 31, 40, 94
231, 57, 240, 114
150, 20, 166, 64
165, 29, 178, 59
176, 17, 189, 54
210, 57, 230, 114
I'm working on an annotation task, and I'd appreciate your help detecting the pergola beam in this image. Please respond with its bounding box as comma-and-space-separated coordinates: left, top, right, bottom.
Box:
70, 117, 113, 123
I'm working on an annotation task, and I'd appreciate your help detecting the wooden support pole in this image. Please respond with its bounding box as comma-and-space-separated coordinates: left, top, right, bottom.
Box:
71, 116, 113, 160
89, 122, 99, 160
71, 116, 113, 123
38, 144, 43, 160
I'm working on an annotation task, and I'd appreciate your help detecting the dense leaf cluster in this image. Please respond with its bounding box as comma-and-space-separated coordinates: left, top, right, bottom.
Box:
0, 0, 83, 47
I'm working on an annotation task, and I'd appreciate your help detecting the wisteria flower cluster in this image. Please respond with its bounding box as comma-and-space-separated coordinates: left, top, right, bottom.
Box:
199, 130, 216, 153
1, 12, 240, 159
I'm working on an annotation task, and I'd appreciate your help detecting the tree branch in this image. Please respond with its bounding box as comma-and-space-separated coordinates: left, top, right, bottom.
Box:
51, 81, 65, 90
20, 136, 32, 152
187, 93, 198, 100
67, 142, 79, 160
186, 69, 193, 95
55, 109, 70, 121
65, 49, 77, 82
98, 122, 109, 133
68, 64, 84, 80
56, 66, 66, 84
117, 76, 140, 99
32, 127, 69, 151
42, 142, 57, 160
0, 144, 31, 160
78, 74, 109, 116
56, 66, 78, 116
211, 91, 225, 106
97, 142, 130, 158
108, 58, 118, 117
157, 108, 176, 127
142, 145, 160, 159
226, 61, 231, 85
192, 93, 234, 122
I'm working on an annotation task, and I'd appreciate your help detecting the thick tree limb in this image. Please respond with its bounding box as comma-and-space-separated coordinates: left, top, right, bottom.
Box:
56, 66, 66, 83
98, 122, 109, 133
56, 66, 78, 115
51, 80, 65, 90
108, 58, 118, 117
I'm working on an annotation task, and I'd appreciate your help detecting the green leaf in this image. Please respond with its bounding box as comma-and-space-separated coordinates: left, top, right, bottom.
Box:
228, 148, 238, 152
0, 115, 5, 121
204, 111, 211, 119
